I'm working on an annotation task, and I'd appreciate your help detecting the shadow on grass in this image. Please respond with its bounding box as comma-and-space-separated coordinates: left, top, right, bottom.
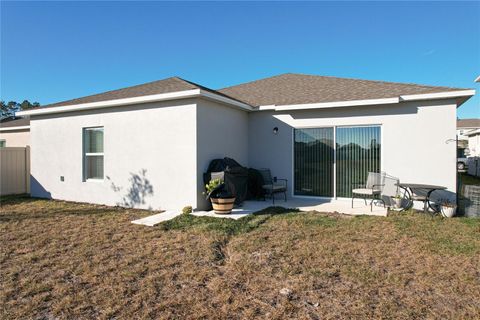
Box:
159, 206, 299, 236
0, 194, 37, 206
0, 195, 155, 223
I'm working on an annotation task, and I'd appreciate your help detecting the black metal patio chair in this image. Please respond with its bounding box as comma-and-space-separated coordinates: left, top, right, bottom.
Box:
258, 168, 287, 205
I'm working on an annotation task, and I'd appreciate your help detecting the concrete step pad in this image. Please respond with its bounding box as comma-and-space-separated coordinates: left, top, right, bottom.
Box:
131, 210, 181, 226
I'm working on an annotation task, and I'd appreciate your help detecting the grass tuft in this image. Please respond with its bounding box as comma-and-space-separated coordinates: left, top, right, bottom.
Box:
159, 206, 295, 236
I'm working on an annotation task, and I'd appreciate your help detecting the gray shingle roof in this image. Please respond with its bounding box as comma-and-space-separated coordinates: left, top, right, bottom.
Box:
41, 73, 469, 110
0, 117, 30, 128
457, 118, 480, 128
43, 77, 239, 108
218, 73, 467, 107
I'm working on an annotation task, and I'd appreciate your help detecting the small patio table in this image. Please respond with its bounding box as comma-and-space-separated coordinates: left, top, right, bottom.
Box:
396, 183, 447, 214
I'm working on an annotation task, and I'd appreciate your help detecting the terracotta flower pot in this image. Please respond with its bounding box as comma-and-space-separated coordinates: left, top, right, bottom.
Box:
210, 197, 236, 214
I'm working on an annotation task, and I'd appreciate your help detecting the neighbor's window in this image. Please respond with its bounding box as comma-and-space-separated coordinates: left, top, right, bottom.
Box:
83, 127, 104, 180
0, 140, 5, 148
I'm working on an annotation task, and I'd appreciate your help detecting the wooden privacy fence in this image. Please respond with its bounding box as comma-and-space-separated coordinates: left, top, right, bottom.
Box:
0, 147, 30, 196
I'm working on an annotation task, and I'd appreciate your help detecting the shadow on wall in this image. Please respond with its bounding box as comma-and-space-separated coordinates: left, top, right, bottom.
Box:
30, 175, 52, 199
287, 101, 420, 120
107, 169, 154, 209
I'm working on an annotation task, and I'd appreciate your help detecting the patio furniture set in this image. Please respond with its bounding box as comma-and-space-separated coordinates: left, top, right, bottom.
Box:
351, 171, 450, 216
204, 157, 451, 216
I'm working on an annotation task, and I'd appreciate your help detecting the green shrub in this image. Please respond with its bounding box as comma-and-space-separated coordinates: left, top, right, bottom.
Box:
182, 206, 193, 215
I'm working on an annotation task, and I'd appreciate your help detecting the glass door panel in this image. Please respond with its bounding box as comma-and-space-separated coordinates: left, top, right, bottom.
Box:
294, 128, 334, 197
335, 126, 381, 198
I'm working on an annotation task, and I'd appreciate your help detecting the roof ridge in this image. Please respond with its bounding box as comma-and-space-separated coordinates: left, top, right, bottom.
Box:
218, 73, 293, 91
290, 73, 465, 90
219, 72, 466, 91
176, 76, 254, 106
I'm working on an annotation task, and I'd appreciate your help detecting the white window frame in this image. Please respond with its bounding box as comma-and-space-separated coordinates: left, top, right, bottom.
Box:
0, 139, 6, 148
83, 127, 104, 181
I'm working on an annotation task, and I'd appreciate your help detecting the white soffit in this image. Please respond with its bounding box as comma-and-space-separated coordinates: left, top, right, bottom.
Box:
273, 97, 400, 111
258, 90, 475, 111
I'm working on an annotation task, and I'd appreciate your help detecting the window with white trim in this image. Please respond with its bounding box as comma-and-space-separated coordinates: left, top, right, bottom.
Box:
0, 140, 6, 148
83, 127, 104, 180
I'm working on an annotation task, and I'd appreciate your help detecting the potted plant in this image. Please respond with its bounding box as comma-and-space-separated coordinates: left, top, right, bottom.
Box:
392, 194, 403, 209
204, 179, 236, 214
438, 199, 457, 218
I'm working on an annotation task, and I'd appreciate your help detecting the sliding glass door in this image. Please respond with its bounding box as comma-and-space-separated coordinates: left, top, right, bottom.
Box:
336, 126, 381, 197
293, 126, 381, 198
294, 128, 334, 197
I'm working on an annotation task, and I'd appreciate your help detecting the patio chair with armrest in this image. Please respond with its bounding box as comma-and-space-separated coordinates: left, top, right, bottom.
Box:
382, 174, 400, 207
351, 172, 386, 211
258, 168, 287, 205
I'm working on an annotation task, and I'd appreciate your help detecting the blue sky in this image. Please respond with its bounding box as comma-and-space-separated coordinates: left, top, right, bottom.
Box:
1, 1, 479, 118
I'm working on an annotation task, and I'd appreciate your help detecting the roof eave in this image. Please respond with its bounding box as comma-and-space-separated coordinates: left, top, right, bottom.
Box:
400, 89, 475, 107
0, 125, 30, 132
14, 88, 474, 117
16, 89, 254, 117
257, 90, 475, 111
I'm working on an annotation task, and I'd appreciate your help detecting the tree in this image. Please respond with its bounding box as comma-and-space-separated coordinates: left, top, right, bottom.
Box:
0, 100, 40, 119
20, 100, 39, 110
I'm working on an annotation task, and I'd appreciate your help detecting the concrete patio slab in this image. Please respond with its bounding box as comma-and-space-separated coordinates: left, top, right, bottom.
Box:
191, 204, 260, 220
287, 198, 388, 216
132, 198, 388, 226
131, 210, 181, 226
192, 198, 388, 220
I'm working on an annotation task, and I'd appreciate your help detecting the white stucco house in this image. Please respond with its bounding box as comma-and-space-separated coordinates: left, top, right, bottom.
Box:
16, 73, 475, 210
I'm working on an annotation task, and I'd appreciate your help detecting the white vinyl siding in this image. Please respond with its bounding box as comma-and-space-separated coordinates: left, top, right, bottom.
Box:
83, 127, 104, 180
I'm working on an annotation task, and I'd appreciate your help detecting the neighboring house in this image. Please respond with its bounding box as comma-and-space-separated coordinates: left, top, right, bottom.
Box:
16, 73, 475, 210
466, 129, 480, 157
457, 118, 480, 141
0, 117, 30, 147
457, 118, 480, 169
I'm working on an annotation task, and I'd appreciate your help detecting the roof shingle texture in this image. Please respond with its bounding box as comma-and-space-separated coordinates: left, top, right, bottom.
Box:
218, 73, 465, 107
457, 118, 480, 128
44, 77, 204, 108
41, 73, 468, 109
0, 117, 30, 128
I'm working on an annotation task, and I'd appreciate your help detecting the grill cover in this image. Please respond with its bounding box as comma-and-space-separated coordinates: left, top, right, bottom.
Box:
204, 157, 249, 204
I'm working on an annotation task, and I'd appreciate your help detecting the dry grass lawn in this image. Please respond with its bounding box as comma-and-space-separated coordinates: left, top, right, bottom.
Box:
1, 195, 480, 319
